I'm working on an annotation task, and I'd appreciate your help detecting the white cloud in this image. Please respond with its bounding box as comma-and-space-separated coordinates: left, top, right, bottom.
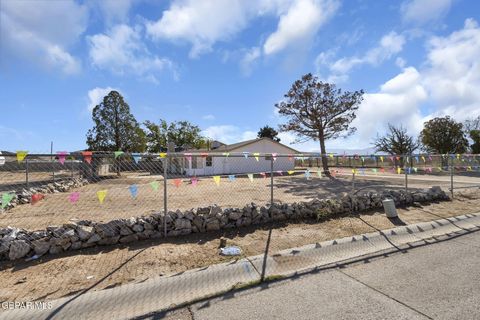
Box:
87, 87, 120, 112
0, 0, 87, 74
88, 24, 176, 82
240, 47, 262, 75
95, 0, 135, 24
318, 31, 406, 82
400, 0, 453, 25
421, 18, 480, 121
395, 57, 406, 68
202, 114, 216, 121
146, 0, 253, 58
202, 125, 257, 144
146, 0, 338, 60
263, 0, 339, 55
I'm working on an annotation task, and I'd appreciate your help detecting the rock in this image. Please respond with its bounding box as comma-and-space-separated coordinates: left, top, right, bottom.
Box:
132, 224, 144, 233
98, 236, 120, 245
70, 241, 82, 250
119, 227, 133, 236
94, 223, 119, 238
210, 205, 222, 215
192, 216, 205, 233
86, 233, 101, 244
76, 225, 94, 241
32, 238, 50, 256
119, 234, 138, 243
49, 245, 63, 255
8, 240, 31, 260
175, 218, 191, 230
206, 219, 220, 231
228, 210, 243, 220
0, 241, 10, 255
143, 222, 154, 230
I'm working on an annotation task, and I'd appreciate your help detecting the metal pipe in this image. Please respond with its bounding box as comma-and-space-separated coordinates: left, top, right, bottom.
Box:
270, 156, 274, 205
25, 158, 29, 189
163, 156, 168, 238
404, 155, 408, 192
450, 155, 454, 199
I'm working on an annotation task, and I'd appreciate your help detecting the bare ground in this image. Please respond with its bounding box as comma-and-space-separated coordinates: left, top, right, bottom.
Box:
0, 190, 479, 303
1, 170, 478, 230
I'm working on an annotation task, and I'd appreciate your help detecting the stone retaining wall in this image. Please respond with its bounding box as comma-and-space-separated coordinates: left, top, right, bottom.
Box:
0, 186, 449, 261
0, 178, 89, 210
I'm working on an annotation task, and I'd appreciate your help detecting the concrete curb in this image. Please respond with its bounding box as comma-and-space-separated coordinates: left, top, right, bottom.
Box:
2, 212, 479, 320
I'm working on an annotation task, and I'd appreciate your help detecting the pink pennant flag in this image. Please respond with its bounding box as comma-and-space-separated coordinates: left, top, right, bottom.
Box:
69, 192, 80, 203
184, 153, 192, 161
191, 177, 198, 186
276, 170, 283, 175
260, 172, 267, 178
200, 152, 209, 158
272, 153, 277, 161
57, 151, 68, 165
389, 156, 394, 163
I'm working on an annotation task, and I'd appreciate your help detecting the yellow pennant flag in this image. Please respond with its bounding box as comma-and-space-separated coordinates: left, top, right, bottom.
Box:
222, 152, 230, 157
16, 151, 28, 162
97, 190, 107, 204
287, 170, 295, 175
352, 169, 357, 174
247, 173, 254, 182
213, 176, 220, 186
159, 153, 167, 158
253, 153, 260, 161
456, 154, 460, 159
329, 153, 333, 159
397, 167, 401, 174
421, 156, 426, 162
380, 156, 384, 162
317, 171, 322, 178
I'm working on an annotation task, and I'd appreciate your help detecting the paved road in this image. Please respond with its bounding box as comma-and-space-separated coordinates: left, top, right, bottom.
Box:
184, 230, 480, 320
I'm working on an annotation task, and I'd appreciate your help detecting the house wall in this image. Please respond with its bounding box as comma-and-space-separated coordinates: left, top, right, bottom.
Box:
185, 139, 296, 176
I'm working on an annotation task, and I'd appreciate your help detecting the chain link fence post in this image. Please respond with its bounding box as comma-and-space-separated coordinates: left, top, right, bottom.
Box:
270, 155, 274, 205
404, 155, 408, 193
163, 155, 168, 238
450, 155, 454, 199
25, 157, 29, 189
352, 164, 355, 194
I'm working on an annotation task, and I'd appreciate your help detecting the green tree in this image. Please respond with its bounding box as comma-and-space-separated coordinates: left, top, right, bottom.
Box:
276, 73, 364, 174
86, 91, 146, 152
373, 124, 420, 166
419, 116, 468, 154
144, 119, 206, 152
470, 130, 480, 154
257, 125, 281, 142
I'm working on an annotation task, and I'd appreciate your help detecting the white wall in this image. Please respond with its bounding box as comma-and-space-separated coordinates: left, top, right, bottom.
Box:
185, 139, 296, 176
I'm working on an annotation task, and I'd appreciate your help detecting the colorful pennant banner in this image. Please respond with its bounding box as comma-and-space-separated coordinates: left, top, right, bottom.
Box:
213, 176, 221, 186
82, 151, 92, 164
129, 184, 138, 199
69, 192, 80, 203
150, 181, 159, 191
248, 173, 254, 182
114, 151, 124, 159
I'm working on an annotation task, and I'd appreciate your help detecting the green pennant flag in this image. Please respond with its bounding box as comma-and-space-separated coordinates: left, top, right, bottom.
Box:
150, 181, 159, 191
114, 151, 124, 159
1, 193, 14, 209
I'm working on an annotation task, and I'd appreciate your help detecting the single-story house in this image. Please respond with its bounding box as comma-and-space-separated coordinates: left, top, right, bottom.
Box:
183, 138, 300, 176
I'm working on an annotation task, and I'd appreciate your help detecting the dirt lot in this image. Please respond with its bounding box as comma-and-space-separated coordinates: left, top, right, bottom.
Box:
0, 190, 479, 303
1, 169, 478, 230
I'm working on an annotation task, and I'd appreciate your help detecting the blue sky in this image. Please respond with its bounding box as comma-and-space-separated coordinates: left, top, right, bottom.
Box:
1, 0, 480, 153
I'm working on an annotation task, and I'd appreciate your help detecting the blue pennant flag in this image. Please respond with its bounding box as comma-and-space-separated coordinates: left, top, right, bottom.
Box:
129, 184, 138, 199
228, 175, 236, 182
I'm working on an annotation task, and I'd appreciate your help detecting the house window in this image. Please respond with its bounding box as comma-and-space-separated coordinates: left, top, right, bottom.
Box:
206, 156, 213, 167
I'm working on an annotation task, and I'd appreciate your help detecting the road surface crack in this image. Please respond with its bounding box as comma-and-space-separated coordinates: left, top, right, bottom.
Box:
337, 269, 434, 320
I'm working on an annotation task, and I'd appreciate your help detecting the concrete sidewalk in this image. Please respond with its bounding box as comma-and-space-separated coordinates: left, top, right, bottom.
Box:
1, 212, 479, 320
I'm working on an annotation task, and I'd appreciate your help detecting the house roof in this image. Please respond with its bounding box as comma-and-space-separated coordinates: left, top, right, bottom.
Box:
213, 137, 300, 154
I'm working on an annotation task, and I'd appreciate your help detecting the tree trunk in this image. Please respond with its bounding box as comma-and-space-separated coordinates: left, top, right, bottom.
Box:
319, 135, 330, 176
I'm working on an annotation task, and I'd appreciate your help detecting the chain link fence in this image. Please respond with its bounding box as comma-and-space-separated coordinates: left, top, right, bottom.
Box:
0, 151, 479, 319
